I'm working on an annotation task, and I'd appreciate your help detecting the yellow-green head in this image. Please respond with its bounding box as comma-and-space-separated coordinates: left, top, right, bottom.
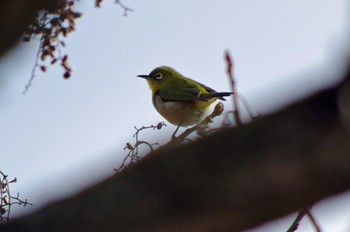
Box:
138, 66, 232, 126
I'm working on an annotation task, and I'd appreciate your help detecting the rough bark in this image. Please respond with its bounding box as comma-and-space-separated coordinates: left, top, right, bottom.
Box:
1, 73, 350, 231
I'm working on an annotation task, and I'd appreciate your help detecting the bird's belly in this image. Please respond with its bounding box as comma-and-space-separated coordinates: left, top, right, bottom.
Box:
153, 95, 209, 126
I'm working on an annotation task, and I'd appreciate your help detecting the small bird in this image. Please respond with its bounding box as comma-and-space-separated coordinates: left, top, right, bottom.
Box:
138, 66, 233, 127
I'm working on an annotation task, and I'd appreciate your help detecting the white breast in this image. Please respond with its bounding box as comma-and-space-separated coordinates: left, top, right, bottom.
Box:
153, 95, 209, 126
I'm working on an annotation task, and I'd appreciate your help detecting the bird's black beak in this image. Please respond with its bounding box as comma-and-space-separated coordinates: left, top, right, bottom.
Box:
137, 74, 149, 79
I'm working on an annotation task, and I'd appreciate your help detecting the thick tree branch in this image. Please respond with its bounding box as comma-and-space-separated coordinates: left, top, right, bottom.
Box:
2, 71, 350, 231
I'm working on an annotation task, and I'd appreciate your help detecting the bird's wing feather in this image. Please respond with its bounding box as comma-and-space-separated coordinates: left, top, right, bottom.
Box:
158, 78, 202, 101
158, 85, 201, 101
158, 77, 232, 102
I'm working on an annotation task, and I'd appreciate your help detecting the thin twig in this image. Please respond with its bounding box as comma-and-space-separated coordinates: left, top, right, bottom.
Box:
306, 208, 322, 232
225, 51, 240, 124
22, 2, 80, 93
115, 123, 165, 173
0, 171, 32, 223
236, 94, 260, 120
23, 45, 41, 94
23, 13, 47, 95
286, 209, 307, 232
286, 207, 322, 232
115, 0, 133, 16
225, 50, 242, 126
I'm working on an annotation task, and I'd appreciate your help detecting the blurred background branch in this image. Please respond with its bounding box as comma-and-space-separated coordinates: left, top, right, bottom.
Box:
0, 0, 54, 57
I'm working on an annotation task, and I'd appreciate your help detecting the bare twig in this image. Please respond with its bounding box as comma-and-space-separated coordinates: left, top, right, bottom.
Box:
236, 94, 260, 120
225, 50, 242, 126
286, 209, 307, 232
286, 207, 322, 232
0, 171, 32, 223
306, 208, 322, 232
23, 14, 47, 95
115, 122, 166, 173
22, 0, 81, 93
221, 94, 261, 127
115, 0, 133, 16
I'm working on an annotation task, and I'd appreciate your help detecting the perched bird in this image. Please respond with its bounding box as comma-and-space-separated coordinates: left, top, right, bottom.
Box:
138, 66, 233, 127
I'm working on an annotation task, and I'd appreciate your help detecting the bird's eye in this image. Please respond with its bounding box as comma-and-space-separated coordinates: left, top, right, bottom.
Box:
154, 73, 163, 80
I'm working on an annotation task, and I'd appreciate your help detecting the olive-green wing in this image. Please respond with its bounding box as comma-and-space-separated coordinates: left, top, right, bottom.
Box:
158, 80, 201, 101
158, 77, 232, 102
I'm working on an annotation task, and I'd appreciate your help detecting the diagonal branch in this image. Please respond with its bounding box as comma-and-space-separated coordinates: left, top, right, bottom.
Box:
2, 77, 350, 232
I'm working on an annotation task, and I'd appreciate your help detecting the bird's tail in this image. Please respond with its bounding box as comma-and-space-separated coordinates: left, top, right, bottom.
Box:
200, 92, 233, 101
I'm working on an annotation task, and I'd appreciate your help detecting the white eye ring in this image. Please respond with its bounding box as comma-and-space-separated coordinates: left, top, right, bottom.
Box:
154, 73, 163, 80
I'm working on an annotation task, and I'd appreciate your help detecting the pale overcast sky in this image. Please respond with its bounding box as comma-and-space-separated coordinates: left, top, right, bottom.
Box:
0, 1, 349, 231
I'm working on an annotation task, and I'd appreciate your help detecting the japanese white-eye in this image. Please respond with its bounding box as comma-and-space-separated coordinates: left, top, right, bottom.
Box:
138, 66, 233, 126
